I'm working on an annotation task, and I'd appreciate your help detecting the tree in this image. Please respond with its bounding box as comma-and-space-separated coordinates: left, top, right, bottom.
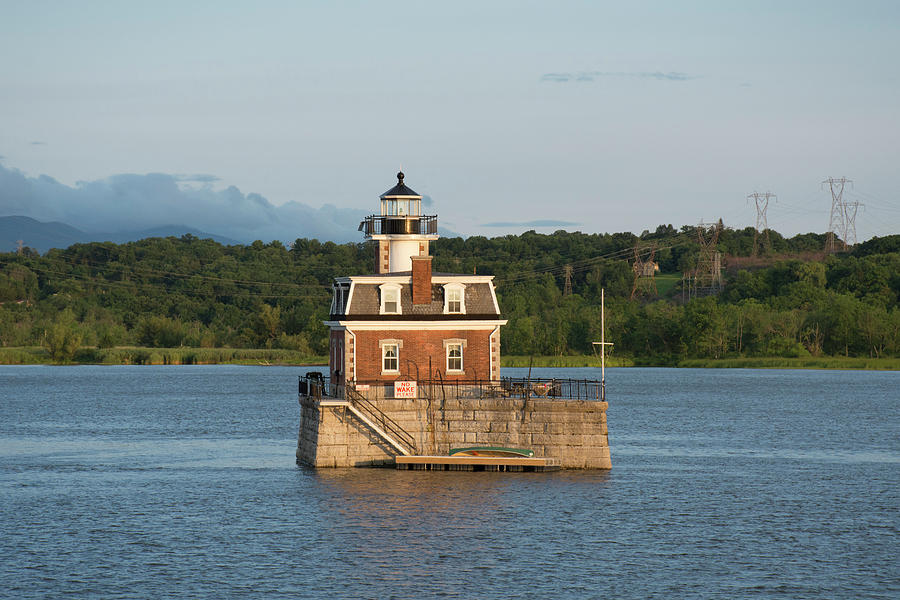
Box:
44, 310, 83, 362
255, 303, 282, 343
136, 316, 186, 347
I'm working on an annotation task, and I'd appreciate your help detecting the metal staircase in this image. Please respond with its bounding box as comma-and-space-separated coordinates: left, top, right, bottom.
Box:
338, 387, 418, 456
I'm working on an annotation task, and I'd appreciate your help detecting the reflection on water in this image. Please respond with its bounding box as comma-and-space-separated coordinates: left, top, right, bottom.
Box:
309, 467, 613, 525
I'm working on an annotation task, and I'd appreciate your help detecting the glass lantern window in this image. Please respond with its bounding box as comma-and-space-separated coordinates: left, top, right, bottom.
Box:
381, 198, 420, 216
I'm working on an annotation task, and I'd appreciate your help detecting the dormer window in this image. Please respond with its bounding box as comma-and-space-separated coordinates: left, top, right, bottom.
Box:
447, 288, 462, 313
443, 283, 466, 314
379, 283, 402, 315
331, 284, 348, 315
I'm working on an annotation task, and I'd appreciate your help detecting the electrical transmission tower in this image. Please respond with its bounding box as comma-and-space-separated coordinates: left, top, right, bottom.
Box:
16, 240, 24, 255
843, 199, 863, 247
824, 177, 860, 253
689, 219, 723, 299
747, 191, 776, 256
630, 243, 658, 300
563, 265, 573, 296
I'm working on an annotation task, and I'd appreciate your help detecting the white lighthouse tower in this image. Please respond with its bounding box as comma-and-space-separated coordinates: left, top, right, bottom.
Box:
360, 171, 439, 273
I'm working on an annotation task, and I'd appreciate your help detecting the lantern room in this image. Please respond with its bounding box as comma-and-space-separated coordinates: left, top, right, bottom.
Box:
359, 172, 439, 273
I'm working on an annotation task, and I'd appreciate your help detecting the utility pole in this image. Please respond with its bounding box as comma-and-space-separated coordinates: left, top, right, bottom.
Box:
563, 264, 573, 296
824, 177, 852, 253
747, 192, 776, 256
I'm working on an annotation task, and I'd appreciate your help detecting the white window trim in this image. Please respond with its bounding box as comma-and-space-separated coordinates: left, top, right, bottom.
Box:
379, 283, 402, 315
443, 283, 466, 314
379, 339, 403, 374
442, 338, 467, 373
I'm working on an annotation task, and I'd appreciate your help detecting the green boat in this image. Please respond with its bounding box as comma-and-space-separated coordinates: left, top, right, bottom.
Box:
448, 447, 535, 458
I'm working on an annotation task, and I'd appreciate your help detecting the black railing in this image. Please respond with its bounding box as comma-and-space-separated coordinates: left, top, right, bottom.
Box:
359, 215, 438, 236
299, 375, 607, 402
501, 377, 606, 401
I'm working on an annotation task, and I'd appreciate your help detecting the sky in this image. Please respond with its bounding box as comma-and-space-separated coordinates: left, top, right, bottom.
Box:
2, 0, 899, 243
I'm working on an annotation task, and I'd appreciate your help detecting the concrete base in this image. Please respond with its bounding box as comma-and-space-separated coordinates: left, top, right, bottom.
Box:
297, 394, 611, 469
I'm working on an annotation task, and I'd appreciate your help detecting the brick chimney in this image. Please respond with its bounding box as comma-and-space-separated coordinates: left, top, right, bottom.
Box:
411, 256, 432, 305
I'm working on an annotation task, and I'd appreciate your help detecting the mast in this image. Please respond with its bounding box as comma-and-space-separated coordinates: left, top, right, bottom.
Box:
601, 288, 605, 402
593, 288, 613, 402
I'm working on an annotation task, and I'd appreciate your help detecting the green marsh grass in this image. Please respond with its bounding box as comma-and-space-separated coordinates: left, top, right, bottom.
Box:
0, 346, 326, 366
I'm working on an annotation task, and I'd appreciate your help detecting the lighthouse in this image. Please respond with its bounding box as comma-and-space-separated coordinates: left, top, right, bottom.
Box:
298, 170, 611, 470
325, 172, 506, 388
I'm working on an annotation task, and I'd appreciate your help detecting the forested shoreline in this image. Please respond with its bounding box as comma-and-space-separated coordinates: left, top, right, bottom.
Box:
1, 225, 899, 365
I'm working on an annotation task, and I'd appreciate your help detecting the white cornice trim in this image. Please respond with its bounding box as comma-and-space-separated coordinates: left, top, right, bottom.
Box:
346, 280, 356, 316
488, 280, 501, 314
324, 320, 507, 331
334, 274, 496, 284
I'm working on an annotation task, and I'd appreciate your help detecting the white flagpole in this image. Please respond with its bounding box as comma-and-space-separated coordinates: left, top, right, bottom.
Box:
601, 288, 605, 401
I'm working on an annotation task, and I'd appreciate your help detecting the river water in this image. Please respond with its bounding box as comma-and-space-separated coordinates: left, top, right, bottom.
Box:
1, 365, 897, 599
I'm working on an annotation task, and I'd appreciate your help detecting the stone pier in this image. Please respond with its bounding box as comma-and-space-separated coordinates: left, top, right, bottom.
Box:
297, 394, 610, 469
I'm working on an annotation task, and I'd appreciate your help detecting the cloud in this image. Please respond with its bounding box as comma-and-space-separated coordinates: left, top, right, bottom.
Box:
482, 219, 580, 228
0, 164, 369, 244
30, 141, 47, 145
541, 71, 697, 83
173, 173, 221, 183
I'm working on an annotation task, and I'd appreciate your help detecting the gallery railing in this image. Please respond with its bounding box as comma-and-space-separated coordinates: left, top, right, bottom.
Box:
299, 375, 606, 402
358, 215, 438, 236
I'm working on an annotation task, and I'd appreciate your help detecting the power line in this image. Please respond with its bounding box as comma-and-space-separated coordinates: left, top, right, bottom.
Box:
5, 263, 331, 300
6, 253, 333, 291
493, 232, 699, 285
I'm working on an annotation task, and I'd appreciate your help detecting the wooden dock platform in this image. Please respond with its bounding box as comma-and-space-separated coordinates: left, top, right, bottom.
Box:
395, 455, 561, 472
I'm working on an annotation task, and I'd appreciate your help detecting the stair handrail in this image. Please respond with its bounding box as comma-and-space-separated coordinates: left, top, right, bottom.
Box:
345, 386, 417, 455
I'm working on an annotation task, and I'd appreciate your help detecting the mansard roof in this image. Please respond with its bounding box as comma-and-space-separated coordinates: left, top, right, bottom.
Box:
332, 275, 501, 320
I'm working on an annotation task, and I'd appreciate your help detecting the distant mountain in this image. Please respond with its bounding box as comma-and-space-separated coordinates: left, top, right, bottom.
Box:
91, 225, 240, 248
0, 215, 239, 254
0, 216, 88, 253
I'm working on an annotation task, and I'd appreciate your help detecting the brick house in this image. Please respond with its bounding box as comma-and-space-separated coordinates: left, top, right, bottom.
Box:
324, 172, 506, 387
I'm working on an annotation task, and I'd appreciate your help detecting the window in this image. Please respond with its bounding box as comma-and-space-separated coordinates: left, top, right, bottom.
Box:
443, 339, 466, 373
384, 288, 399, 313
447, 343, 463, 372
332, 284, 348, 315
443, 283, 466, 314
379, 284, 402, 315
447, 288, 462, 313
382, 343, 399, 373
